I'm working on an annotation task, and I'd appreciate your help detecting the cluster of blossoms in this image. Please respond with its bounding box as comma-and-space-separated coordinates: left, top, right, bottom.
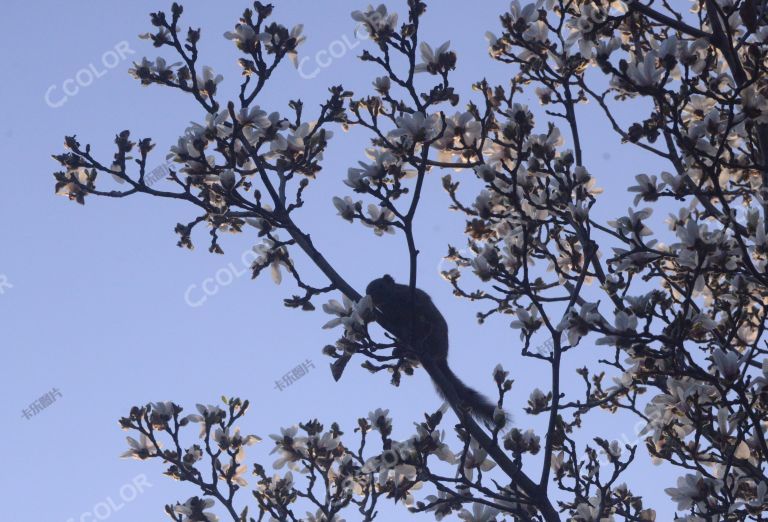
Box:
119, 398, 507, 521
54, 0, 768, 520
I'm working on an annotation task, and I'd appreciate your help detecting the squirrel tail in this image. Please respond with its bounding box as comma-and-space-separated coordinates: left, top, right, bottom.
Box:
429, 359, 499, 427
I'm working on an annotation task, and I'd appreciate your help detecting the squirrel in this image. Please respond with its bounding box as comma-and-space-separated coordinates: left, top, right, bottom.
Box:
365, 274, 499, 426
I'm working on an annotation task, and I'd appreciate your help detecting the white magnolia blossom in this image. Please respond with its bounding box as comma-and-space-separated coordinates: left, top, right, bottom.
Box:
195, 66, 223, 96
120, 434, 159, 460
173, 497, 219, 522
664, 473, 721, 512
415, 41, 452, 74
351, 4, 398, 36
259, 24, 305, 67
332, 195, 359, 222
252, 236, 291, 284
574, 494, 615, 522
388, 112, 441, 144
270, 121, 333, 159
458, 503, 500, 522
363, 204, 397, 235
431, 111, 482, 161
462, 439, 496, 480
322, 294, 373, 340
618, 51, 664, 89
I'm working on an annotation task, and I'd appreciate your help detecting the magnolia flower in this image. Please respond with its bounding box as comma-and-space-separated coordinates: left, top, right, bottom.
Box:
180, 444, 203, 466
510, 307, 542, 338
752, 358, 768, 390
121, 434, 159, 460
389, 112, 440, 144
551, 451, 565, 473
213, 426, 261, 452
243, 110, 287, 144
346, 148, 406, 187
565, 4, 608, 57
473, 164, 498, 182
627, 174, 664, 205
269, 427, 307, 470
322, 294, 373, 340
458, 503, 500, 522
528, 388, 549, 412
556, 302, 602, 346
573, 165, 603, 196
508, 0, 539, 26
661, 170, 686, 194
682, 95, 717, 124
364, 204, 396, 236
463, 439, 496, 480
485, 30, 511, 58
185, 403, 225, 437
415, 41, 453, 74
196, 66, 223, 97
305, 510, 346, 522
132, 56, 180, 84
625, 51, 663, 87
574, 494, 615, 522
740, 85, 768, 123
344, 168, 369, 191
471, 254, 492, 281
351, 4, 398, 37
504, 428, 541, 454
258, 24, 305, 67
270, 122, 331, 156
664, 473, 717, 511
678, 38, 708, 73
711, 348, 742, 381
372, 76, 391, 94
601, 440, 622, 461
218, 170, 236, 190
367, 408, 391, 432
55, 167, 92, 202
525, 127, 564, 160
608, 207, 653, 239
594, 37, 621, 60
252, 237, 291, 284
432, 111, 482, 161
413, 424, 455, 463
595, 311, 638, 347
332, 196, 359, 222
235, 105, 270, 128
173, 497, 219, 522
220, 462, 249, 487
224, 23, 258, 51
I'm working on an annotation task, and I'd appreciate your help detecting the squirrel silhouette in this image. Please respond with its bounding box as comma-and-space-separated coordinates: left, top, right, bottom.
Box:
366, 274, 498, 425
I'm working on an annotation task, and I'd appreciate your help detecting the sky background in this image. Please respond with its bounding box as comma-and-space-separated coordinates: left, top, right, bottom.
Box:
0, 1, 674, 521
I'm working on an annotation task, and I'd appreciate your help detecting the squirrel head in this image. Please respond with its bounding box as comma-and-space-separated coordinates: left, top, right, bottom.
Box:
365, 274, 395, 303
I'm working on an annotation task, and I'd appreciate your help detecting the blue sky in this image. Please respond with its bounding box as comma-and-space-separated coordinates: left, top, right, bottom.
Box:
0, 1, 674, 520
